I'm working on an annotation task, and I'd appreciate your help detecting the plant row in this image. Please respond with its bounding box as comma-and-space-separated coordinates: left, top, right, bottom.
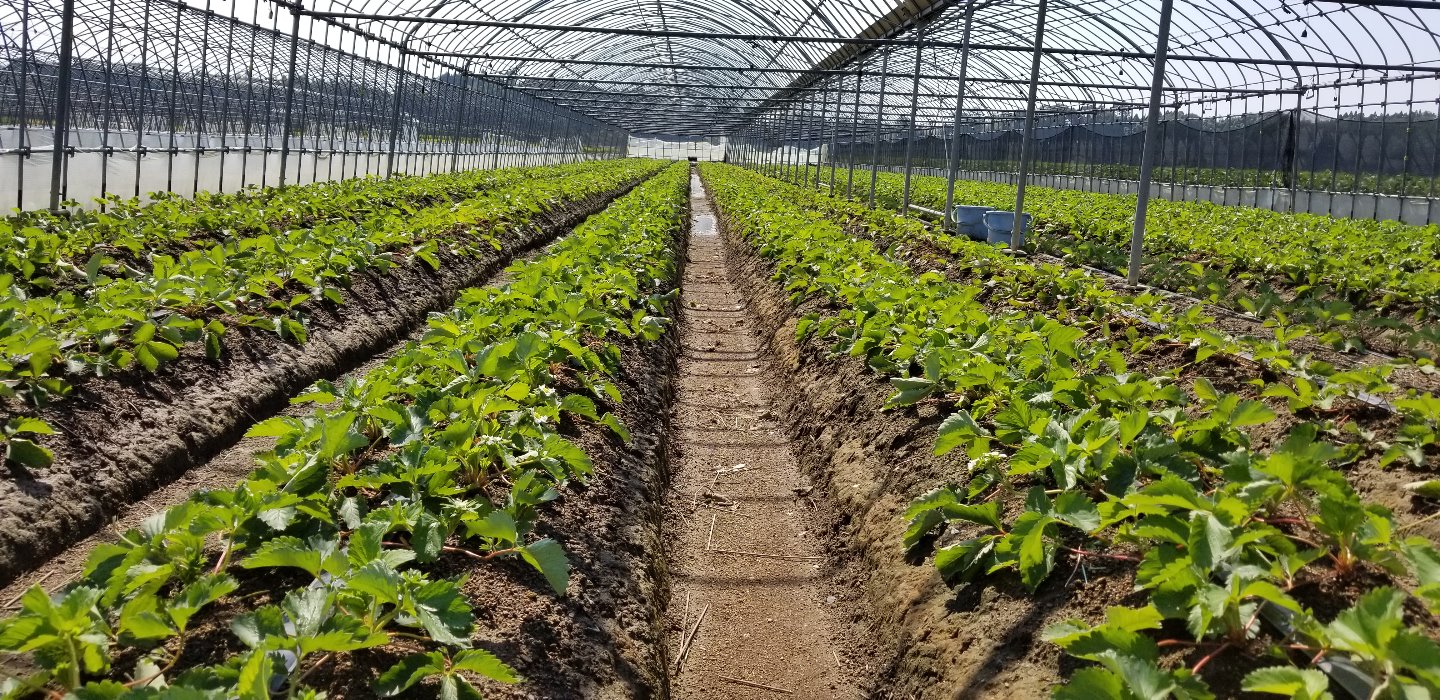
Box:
0, 159, 663, 470
780, 166, 1440, 368
0, 162, 690, 699
1, 162, 591, 291
759, 165, 1440, 476
880, 159, 1440, 198
701, 162, 1440, 699
783, 165, 1440, 359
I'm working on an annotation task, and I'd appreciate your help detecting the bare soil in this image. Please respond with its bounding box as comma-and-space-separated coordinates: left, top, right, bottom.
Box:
663, 173, 861, 699
0, 177, 647, 587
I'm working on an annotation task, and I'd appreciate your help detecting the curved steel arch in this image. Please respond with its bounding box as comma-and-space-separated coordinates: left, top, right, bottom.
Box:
17, 0, 1440, 140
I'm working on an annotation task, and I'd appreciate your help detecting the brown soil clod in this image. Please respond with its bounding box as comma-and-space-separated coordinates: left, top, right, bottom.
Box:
664, 171, 861, 699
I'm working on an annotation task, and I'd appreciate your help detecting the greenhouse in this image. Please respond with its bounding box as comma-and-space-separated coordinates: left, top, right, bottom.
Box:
1, 0, 1439, 697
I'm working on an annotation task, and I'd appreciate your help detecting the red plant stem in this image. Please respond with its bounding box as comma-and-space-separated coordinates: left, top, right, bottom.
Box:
124, 635, 185, 688
1156, 639, 1222, 649
211, 538, 234, 575
294, 652, 334, 688
1260, 517, 1307, 526
1191, 641, 1232, 675
1284, 532, 1325, 549
481, 546, 522, 561
381, 542, 521, 561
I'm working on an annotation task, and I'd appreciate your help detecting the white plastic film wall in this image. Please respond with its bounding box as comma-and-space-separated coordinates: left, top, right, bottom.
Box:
627, 135, 726, 161
0, 127, 587, 211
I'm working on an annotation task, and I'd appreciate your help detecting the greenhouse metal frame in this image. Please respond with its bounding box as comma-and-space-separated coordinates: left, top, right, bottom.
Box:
4, 0, 1440, 280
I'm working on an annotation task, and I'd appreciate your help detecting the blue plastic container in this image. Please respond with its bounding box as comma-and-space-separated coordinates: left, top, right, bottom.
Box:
952, 205, 992, 241
983, 210, 1032, 247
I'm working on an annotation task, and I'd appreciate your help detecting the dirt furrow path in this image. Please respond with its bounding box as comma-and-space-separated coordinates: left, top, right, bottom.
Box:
664, 170, 859, 699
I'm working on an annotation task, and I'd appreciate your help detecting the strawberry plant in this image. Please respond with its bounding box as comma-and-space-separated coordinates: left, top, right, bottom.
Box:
704, 162, 1440, 700
0, 159, 664, 408
375, 648, 518, 699
797, 167, 1440, 363
2, 416, 54, 470
0, 162, 595, 292
0, 162, 689, 698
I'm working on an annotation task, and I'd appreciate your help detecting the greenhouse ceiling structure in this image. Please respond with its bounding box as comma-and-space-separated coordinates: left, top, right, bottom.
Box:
3, 0, 1440, 241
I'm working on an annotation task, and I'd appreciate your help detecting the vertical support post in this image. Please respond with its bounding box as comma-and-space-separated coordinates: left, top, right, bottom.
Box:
776, 107, 787, 179
386, 47, 409, 177
131, 0, 153, 198
826, 77, 840, 189
777, 106, 789, 179
1286, 90, 1301, 211
97, 0, 118, 203
491, 81, 511, 170
847, 58, 864, 199
1126, 0, 1175, 284
796, 101, 807, 182
543, 101, 557, 164
193, 0, 213, 194
777, 108, 786, 178
814, 93, 825, 186
901, 25, 925, 214
278, 3, 303, 186
943, 2, 976, 225
753, 120, 762, 171
771, 113, 781, 177
16, 0, 31, 208
764, 114, 775, 175
512, 97, 526, 167
450, 65, 471, 173
868, 50, 890, 208
164, 1, 181, 192
559, 110, 573, 164
47, 0, 77, 211
519, 98, 537, 166
785, 103, 797, 181
534, 101, 548, 165
1011, 0, 1050, 249
813, 92, 826, 187
802, 97, 815, 187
